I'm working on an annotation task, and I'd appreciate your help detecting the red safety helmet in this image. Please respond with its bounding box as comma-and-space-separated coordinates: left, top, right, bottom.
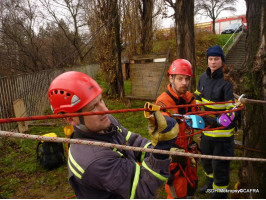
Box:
48, 71, 102, 114
167, 59, 193, 77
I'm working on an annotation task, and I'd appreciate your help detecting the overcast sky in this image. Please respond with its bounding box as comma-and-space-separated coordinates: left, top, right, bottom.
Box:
161, 0, 247, 28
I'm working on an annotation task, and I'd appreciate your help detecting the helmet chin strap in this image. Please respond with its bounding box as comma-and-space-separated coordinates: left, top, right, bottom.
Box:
77, 109, 89, 131
76, 124, 89, 132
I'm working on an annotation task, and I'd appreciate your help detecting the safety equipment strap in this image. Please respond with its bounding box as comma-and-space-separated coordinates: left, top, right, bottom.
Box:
166, 90, 195, 114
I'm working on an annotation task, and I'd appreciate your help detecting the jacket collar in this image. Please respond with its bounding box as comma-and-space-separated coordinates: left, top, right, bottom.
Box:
71, 123, 117, 143
206, 67, 224, 79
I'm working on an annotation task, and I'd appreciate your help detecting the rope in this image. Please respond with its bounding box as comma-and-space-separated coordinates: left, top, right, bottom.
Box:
0, 101, 235, 123
65, 195, 76, 199
179, 126, 225, 138
234, 93, 266, 104
234, 144, 266, 154
1, 131, 265, 162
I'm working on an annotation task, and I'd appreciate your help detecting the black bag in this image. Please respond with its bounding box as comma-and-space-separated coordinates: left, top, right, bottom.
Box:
36, 135, 65, 170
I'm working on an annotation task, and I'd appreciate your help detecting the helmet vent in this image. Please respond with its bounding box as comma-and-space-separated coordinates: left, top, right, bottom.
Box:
71, 95, 81, 106
60, 90, 64, 95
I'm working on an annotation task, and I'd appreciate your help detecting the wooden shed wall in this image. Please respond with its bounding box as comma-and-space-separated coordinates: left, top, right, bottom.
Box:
130, 62, 170, 100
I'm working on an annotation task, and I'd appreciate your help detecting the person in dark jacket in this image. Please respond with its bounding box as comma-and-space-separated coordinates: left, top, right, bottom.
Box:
194, 45, 236, 199
48, 71, 179, 199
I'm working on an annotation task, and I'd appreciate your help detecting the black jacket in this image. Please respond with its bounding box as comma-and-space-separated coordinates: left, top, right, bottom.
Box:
195, 67, 235, 141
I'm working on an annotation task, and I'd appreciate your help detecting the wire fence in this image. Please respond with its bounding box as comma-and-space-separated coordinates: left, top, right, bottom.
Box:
0, 64, 99, 131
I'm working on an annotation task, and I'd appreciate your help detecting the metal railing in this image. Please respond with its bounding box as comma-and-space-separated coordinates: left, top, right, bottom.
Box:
222, 24, 245, 53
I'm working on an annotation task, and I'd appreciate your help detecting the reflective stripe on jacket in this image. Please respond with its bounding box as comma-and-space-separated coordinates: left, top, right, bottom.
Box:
68, 115, 170, 199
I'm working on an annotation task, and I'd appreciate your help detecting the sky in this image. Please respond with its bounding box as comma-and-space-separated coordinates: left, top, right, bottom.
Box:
161, 0, 247, 28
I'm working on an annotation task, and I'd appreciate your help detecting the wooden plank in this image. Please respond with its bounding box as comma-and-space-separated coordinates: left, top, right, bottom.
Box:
131, 54, 167, 61
13, 98, 29, 133
125, 95, 156, 101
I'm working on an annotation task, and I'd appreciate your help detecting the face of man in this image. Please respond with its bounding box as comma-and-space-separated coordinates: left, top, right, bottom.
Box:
208, 56, 223, 73
66, 94, 111, 133
169, 74, 191, 96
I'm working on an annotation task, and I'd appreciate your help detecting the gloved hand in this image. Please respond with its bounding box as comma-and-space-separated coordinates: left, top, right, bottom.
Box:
202, 115, 219, 128
189, 157, 197, 168
170, 148, 186, 164
148, 111, 179, 147
148, 111, 179, 159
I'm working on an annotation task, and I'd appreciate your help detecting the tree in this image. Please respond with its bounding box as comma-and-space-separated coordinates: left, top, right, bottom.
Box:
38, 20, 77, 68
85, 0, 124, 98
120, 1, 142, 56
237, 0, 266, 198
195, 0, 237, 34
165, 0, 196, 91
139, 0, 154, 54
0, 0, 91, 75
120, 0, 163, 56
39, 0, 90, 63
0, 0, 46, 73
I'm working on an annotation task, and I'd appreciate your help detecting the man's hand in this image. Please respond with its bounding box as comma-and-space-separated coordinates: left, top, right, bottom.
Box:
148, 111, 179, 148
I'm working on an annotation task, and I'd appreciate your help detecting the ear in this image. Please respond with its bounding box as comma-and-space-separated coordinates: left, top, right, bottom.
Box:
169, 75, 174, 85
64, 117, 79, 126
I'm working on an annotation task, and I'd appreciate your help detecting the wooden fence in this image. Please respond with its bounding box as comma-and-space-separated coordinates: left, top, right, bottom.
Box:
0, 65, 99, 131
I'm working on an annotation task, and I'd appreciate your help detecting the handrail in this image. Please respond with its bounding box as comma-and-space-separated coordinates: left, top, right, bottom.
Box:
222, 24, 244, 50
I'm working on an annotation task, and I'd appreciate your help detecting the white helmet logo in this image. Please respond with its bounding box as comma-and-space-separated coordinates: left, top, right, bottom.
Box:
50, 105, 54, 113
71, 95, 81, 106
172, 64, 176, 71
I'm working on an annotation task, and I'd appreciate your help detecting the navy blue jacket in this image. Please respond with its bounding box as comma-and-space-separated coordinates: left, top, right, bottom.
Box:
68, 115, 170, 199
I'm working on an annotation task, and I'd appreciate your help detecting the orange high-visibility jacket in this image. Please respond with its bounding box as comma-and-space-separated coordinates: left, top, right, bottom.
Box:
156, 84, 198, 199
156, 84, 197, 148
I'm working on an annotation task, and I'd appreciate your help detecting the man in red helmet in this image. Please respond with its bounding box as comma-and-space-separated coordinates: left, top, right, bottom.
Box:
155, 59, 199, 199
48, 71, 179, 199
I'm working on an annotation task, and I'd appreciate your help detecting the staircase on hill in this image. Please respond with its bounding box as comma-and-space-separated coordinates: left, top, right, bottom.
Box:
224, 31, 247, 71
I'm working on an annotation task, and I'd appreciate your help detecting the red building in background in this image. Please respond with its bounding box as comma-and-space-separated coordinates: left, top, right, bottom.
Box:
195, 14, 246, 34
